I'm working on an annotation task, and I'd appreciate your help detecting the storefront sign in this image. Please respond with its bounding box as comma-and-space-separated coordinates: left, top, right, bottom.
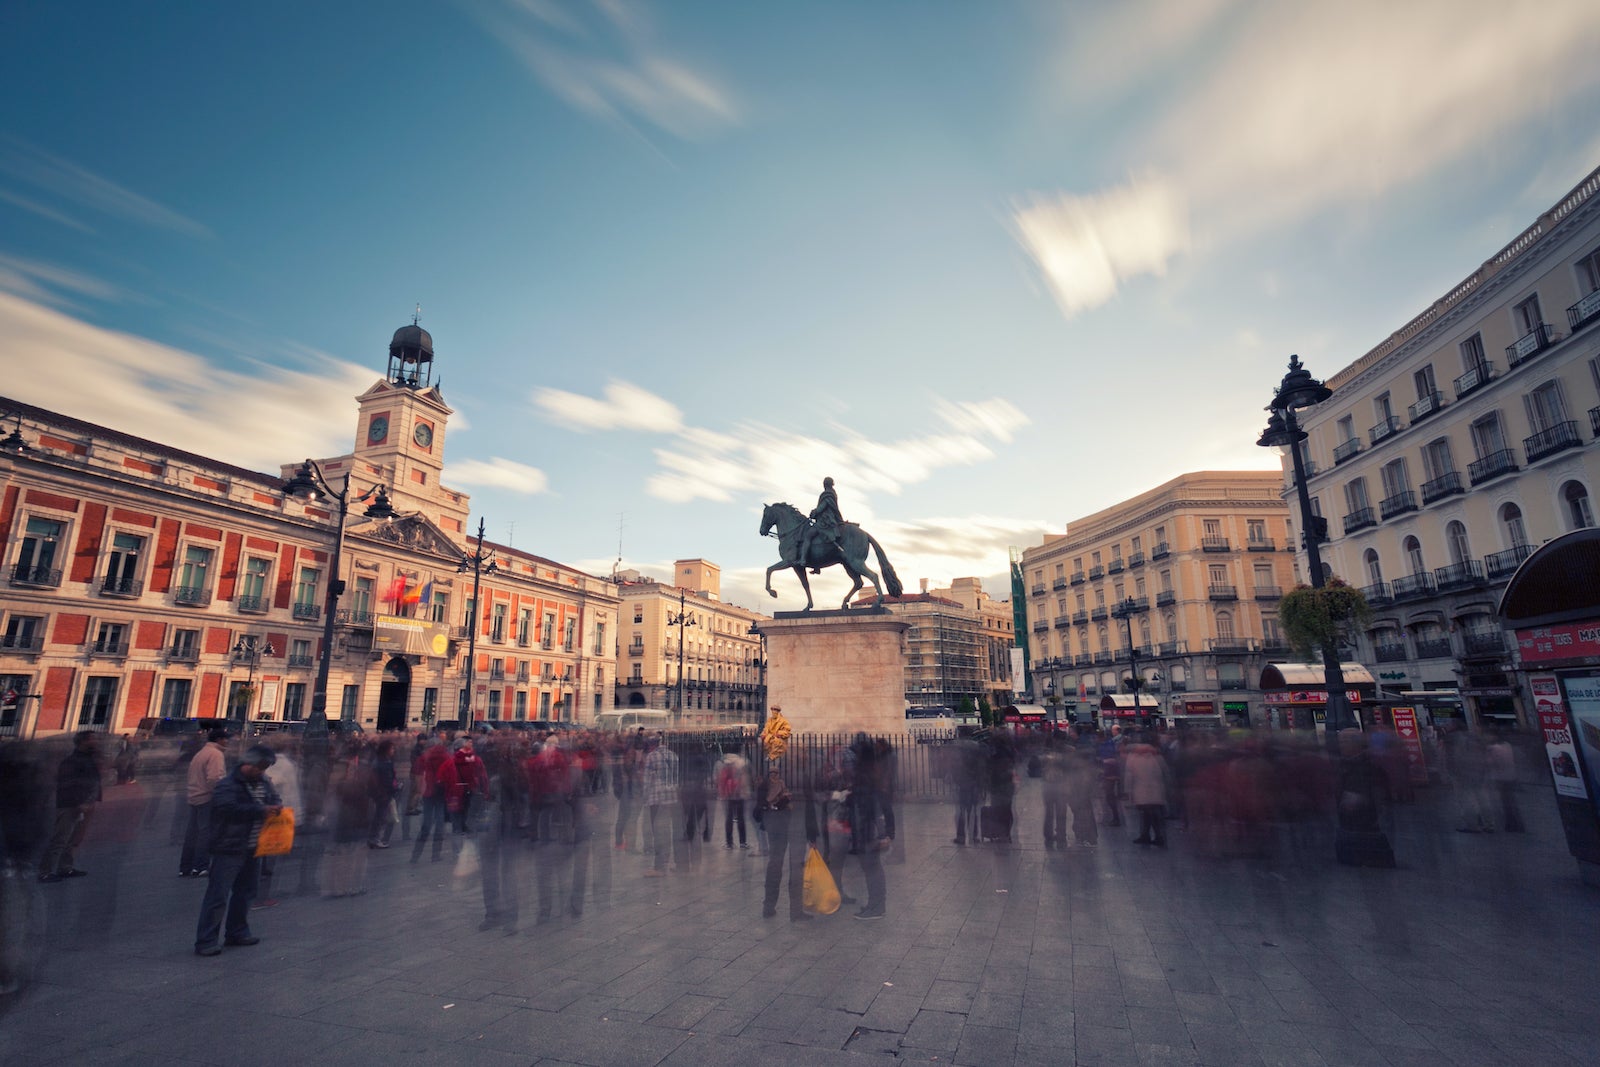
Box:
1556, 675, 1600, 808
1183, 700, 1215, 714
1515, 623, 1600, 665
1388, 706, 1429, 785
1530, 675, 1588, 800
374, 615, 451, 657
1377, 669, 1409, 684
1263, 690, 1363, 705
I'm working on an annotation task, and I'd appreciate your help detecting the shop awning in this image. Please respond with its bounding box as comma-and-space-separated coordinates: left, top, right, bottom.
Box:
1258, 662, 1376, 689
1098, 693, 1162, 711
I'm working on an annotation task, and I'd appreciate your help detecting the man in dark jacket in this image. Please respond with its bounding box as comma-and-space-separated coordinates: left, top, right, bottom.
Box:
194, 745, 282, 956
754, 765, 817, 922
39, 731, 102, 882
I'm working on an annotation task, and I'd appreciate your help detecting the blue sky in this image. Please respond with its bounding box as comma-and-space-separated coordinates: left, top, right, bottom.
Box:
5, 0, 1600, 612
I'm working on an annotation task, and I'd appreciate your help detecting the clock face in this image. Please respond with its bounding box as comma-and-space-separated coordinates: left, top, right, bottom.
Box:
413, 422, 433, 447
367, 416, 388, 444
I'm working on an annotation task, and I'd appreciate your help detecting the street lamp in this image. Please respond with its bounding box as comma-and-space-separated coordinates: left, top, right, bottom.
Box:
0, 411, 30, 454
1257, 355, 1353, 745
669, 590, 697, 723
456, 518, 498, 734
281, 458, 395, 736
231, 636, 276, 721
748, 622, 768, 730
1110, 597, 1151, 728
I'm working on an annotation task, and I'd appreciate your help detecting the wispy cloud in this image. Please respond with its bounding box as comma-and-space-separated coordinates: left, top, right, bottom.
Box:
1011, 173, 1189, 318
0, 255, 124, 309
471, 0, 739, 141
0, 187, 95, 233
0, 138, 211, 238
450, 457, 550, 495
0, 290, 371, 471
533, 379, 684, 432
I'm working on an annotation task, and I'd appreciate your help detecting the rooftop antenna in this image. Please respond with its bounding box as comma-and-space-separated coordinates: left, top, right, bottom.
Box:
612, 513, 625, 580
413, 303, 422, 326
506, 520, 515, 547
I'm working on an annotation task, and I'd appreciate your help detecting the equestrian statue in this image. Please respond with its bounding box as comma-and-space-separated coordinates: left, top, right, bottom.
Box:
760, 478, 904, 611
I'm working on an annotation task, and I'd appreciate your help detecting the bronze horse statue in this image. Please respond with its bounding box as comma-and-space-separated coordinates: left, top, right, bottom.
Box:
760, 501, 904, 611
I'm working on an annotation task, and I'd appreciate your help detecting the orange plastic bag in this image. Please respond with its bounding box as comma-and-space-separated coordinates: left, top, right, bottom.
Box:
254, 808, 296, 857
802, 845, 841, 915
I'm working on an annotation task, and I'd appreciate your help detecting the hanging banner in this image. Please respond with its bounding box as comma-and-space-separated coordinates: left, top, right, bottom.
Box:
1263, 690, 1363, 705
1531, 675, 1589, 800
1009, 647, 1026, 697
374, 615, 451, 657
1388, 706, 1429, 785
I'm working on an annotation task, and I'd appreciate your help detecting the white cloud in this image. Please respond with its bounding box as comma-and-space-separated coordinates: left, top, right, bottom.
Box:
0, 255, 124, 309
533, 379, 684, 432
471, 0, 739, 140
0, 290, 373, 471
450, 457, 550, 495
0, 138, 211, 238
1011, 173, 1190, 318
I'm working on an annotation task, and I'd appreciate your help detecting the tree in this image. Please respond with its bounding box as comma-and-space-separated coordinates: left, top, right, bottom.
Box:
976, 695, 993, 729
1278, 578, 1371, 663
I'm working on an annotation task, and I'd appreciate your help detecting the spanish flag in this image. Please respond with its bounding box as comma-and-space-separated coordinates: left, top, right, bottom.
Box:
383, 576, 407, 606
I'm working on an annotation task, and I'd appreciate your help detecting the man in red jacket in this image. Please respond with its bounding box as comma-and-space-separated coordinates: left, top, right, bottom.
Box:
438, 737, 490, 836
409, 734, 452, 863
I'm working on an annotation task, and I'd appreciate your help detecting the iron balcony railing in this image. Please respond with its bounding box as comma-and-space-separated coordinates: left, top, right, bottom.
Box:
1107, 558, 1124, 574
1207, 584, 1237, 600
167, 644, 201, 663
1150, 542, 1170, 560
1390, 573, 1436, 600
10, 565, 62, 588
1374, 643, 1408, 663
1506, 322, 1552, 366
1407, 391, 1445, 423
1420, 471, 1464, 504
1361, 581, 1391, 605
1127, 551, 1145, 568
1200, 536, 1230, 552
1333, 438, 1363, 464
1254, 585, 1282, 600
489, 666, 507, 681
1075, 653, 1095, 667
1208, 638, 1254, 652
86, 639, 130, 658
1156, 641, 1185, 656
1453, 360, 1495, 398
1088, 565, 1105, 580
173, 585, 211, 607
1070, 571, 1086, 585
99, 575, 143, 598
287, 653, 316, 668
1380, 490, 1418, 520
1218, 678, 1249, 690
1, 634, 44, 653
1246, 536, 1276, 552
1343, 507, 1377, 534
1052, 576, 1068, 590
1072, 610, 1088, 624
1569, 289, 1600, 332
1485, 544, 1534, 580
291, 602, 321, 621
1090, 606, 1108, 621
1462, 630, 1506, 656
1155, 590, 1176, 606
1415, 637, 1454, 659
1434, 560, 1486, 591
1053, 615, 1072, 629
1524, 420, 1582, 463
1369, 415, 1402, 445
1468, 449, 1518, 485
1032, 619, 1048, 632
337, 609, 374, 627
1093, 651, 1116, 665
1591, 406, 1600, 438
236, 594, 269, 614
1030, 584, 1046, 596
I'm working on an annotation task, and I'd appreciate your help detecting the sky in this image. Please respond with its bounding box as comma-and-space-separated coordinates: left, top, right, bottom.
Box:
4, 0, 1600, 614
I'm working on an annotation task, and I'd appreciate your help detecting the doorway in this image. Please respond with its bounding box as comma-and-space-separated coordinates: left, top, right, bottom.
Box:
377, 657, 411, 731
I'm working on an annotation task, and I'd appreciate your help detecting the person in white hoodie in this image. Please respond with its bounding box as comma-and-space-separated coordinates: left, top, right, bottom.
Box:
179, 729, 228, 877
255, 740, 303, 908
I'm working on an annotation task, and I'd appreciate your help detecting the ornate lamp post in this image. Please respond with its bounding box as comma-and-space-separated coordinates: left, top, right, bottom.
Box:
748, 622, 768, 731
456, 518, 498, 733
231, 636, 276, 721
669, 590, 697, 724
1257, 355, 1353, 745
280, 459, 395, 736
1111, 597, 1150, 728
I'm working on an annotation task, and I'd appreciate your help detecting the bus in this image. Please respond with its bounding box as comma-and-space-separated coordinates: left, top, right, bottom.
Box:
593, 709, 672, 733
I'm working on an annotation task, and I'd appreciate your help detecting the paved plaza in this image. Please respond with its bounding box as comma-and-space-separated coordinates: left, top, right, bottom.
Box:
3, 772, 1598, 1067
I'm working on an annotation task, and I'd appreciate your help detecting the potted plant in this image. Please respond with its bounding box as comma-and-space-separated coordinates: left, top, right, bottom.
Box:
1278, 578, 1371, 663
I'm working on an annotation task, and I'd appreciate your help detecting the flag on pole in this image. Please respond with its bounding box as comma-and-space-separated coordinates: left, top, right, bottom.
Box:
403, 579, 424, 605
413, 580, 432, 608
382, 576, 407, 607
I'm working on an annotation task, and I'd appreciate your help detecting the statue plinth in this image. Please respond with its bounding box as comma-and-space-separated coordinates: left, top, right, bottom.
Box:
761, 609, 908, 736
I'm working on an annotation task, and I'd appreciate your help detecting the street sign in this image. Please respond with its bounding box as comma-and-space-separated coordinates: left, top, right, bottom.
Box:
1389, 706, 1428, 785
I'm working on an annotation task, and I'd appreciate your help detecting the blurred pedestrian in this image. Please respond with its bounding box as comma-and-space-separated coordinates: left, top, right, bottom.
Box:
1486, 731, 1524, 833
717, 747, 751, 849
850, 733, 890, 919
256, 740, 302, 907
754, 766, 813, 922
641, 734, 679, 876
950, 737, 982, 846
1445, 723, 1494, 833
367, 740, 400, 849
193, 745, 281, 957
38, 731, 102, 883
179, 728, 228, 877
410, 733, 451, 863
1124, 735, 1169, 848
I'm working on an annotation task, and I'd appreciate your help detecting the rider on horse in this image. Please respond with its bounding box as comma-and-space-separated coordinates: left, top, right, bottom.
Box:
799, 477, 844, 573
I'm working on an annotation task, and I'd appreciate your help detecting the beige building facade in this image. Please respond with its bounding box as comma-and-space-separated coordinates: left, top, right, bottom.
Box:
1021, 471, 1295, 726
612, 561, 768, 725
1287, 164, 1600, 728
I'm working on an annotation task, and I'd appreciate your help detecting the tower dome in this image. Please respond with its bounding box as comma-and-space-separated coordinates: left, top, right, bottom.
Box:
387, 320, 434, 388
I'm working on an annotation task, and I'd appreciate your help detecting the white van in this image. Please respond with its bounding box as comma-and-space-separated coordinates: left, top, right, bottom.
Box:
593, 709, 672, 733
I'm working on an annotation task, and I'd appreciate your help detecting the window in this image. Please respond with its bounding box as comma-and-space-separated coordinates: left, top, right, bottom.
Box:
487, 690, 502, 720
340, 685, 360, 721
1525, 381, 1568, 433
0, 673, 29, 733
3, 615, 43, 651
1247, 519, 1267, 544
1413, 364, 1438, 401
1403, 536, 1426, 576
542, 612, 556, 648
1090, 552, 1100, 566
1446, 521, 1471, 564
241, 557, 271, 602
1375, 393, 1393, 421
289, 638, 312, 666
1514, 293, 1544, 336
15, 517, 64, 582
1215, 611, 1234, 640
1263, 616, 1283, 647
160, 678, 192, 717
1163, 613, 1177, 642
1253, 564, 1273, 587
179, 545, 213, 595
294, 566, 319, 608
1208, 564, 1228, 585
633, 606, 644, 624
78, 677, 117, 728
1097, 625, 1109, 653
430, 592, 449, 624
351, 576, 374, 620
169, 627, 200, 659
491, 604, 507, 642
1470, 413, 1508, 458
592, 622, 606, 656
1579, 248, 1600, 294
1131, 536, 1142, 553
1423, 438, 1455, 479
1563, 481, 1595, 530
105, 532, 144, 593
1110, 545, 1122, 563
1134, 577, 1146, 597
1202, 519, 1220, 537
539, 691, 552, 717
1138, 617, 1151, 649
1496, 502, 1527, 549
282, 683, 306, 721
514, 691, 528, 720
1380, 459, 1411, 497
1159, 569, 1172, 592
1364, 549, 1383, 585
518, 608, 533, 645
422, 688, 437, 722
1344, 478, 1370, 512
564, 617, 577, 652
1460, 333, 1487, 372
1337, 415, 1356, 443
93, 621, 126, 655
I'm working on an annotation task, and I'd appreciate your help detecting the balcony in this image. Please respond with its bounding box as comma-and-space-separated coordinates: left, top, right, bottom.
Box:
1343, 508, 1377, 535
1591, 406, 1600, 438
1246, 537, 1276, 552
1052, 576, 1068, 591
1070, 571, 1086, 585
1207, 584, 1238, 601
1075, 653, 1095, 667
1462, 630, 1506, 657
1361, 581, 1392, 606
1151, 542, 1170, 560
1485, 543, 1534, 580
626, 643, 645, 656
1155, 590, 1176, 607
287, 653, 316, 668
489, 666, 507, 681
1208, 638, 1254, 653
86, 639, 129, 659
1453, 360, 1496, 398
1156, 641, 1185, 656
1434, 560, 1487, 591
1090, 606, 1108, 621
236, 594, 269, 614
1032, 619, 1049, 633
1125, 596, 1150, 612
1072, 610, 1088, 625
1030, 584, 1046, 597
1168, 677, 1188, 692
1218, 678, 1250, 690
1379, 490, 1418, 520
1415, 637, 1454, 659
1200, 536, 1230, 552
1369, 415, 1402, 445
1468, 449, 1518, 485
99, 575, 143, 598
1093, 651, 1116, 666
1407, 391, 1445, 423
1420, 471, 1464, 505
1390, 573, 1436, 601
1127, 551, 1145, 569
1, 634, 44, 654
173, 585, 212, 607
337, 609, 374, 627
1570, 289, 1600, 332
1107, 558, 1124, 574
1254, 585, 1282, 601
1524, 420, 1582, 463
1373, 643, 1408, 664
488, 627, 507, 645
1506, 322, 1552, 366
291, 602, 321, 622
1088, 565, 1105, 581
1053, 615, 1072, 630
9, 565, 62, 589
167, 644, 201, 664
1333, 438, 1363, 464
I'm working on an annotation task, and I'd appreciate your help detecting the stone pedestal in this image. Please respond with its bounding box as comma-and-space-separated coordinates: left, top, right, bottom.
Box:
760, 609, 908, 736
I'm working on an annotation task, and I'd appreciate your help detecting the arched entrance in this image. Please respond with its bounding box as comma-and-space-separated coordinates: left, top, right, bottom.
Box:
628, 691, 647, 707
376, 657, 411, 731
